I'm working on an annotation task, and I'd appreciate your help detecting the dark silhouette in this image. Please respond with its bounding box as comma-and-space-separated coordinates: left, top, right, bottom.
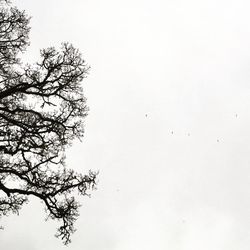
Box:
0, 0, 97, 244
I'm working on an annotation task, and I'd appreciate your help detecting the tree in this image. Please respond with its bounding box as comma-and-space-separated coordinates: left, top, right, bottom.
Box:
0, 0, 97, 244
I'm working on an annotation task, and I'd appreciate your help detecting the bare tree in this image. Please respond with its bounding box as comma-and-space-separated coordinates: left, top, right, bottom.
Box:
0, 0, 97, 244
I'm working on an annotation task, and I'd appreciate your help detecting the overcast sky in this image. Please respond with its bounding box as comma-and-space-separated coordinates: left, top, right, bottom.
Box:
1, 0, 250, 249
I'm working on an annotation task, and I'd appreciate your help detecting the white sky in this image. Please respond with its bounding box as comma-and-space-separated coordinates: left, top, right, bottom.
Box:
1, 0, 250, 249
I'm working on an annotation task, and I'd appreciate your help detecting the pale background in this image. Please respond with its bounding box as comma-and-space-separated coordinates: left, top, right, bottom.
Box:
1, 0, 250, 249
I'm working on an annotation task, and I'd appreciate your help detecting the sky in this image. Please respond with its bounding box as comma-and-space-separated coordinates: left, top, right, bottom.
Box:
1, 0, 250, 249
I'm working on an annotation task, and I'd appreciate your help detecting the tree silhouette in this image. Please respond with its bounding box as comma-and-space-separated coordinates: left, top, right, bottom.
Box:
0, 0, 97, 244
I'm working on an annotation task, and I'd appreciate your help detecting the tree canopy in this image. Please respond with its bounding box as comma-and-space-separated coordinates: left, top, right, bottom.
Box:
0, 0, 97, 244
